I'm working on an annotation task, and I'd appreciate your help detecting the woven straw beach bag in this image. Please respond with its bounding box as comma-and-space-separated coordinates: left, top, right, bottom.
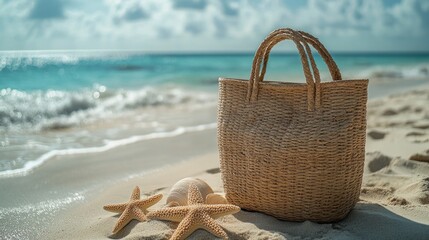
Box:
218, 28, 368, 222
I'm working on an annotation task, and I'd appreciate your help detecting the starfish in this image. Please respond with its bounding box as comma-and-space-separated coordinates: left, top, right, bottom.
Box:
103, 186, 162, 234
147, 184, 240, 240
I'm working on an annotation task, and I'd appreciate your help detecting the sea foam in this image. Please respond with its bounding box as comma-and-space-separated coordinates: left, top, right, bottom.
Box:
0, 86, 215, 130
0, 50, 132, 72
356, 63, 429, 80
0, 122, 216, 178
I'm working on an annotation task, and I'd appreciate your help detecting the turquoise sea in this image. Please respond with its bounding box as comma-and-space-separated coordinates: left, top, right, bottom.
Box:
1, 51, 429, 177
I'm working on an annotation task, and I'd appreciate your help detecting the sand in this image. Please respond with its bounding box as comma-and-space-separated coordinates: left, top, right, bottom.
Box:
43, 87, 429, 239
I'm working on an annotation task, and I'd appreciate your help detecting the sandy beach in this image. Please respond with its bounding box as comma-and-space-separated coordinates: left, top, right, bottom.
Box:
21, 85, 427, 240
2, 1, 429, 239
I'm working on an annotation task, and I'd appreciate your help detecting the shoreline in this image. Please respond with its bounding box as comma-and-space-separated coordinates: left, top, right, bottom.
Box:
1, 82, 429, 239
0, 122, 216, 178
1, 79, 428, 179
0, 127, 219, 239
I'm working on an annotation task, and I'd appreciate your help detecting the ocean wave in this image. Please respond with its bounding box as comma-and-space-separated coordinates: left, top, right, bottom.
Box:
0, 54, 79, 72
0, 122, 217, 178
356, 63, 429, 79
0, 51, 134, 72
0, 86, 215, 130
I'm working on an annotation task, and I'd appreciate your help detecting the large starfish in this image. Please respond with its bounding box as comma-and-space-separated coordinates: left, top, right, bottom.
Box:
103, 186, 162, 234
147, 184, 240, 240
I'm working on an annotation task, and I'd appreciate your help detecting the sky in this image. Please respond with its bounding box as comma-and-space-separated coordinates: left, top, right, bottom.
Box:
0, 0, 428, 52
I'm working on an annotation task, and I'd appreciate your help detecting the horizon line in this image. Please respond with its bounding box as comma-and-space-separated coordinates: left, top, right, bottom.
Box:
1, 49, 429, 55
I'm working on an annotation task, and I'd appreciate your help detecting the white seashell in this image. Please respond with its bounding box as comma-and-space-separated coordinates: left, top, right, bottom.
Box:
166, 177, 214, 206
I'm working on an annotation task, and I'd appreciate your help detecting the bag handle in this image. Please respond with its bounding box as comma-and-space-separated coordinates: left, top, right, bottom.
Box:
260, 29, 342, 82
248, 28, 318, 111
256, 29, 342, 109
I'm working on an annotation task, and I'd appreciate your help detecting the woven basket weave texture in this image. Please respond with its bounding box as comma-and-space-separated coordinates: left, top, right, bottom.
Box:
218, 28, 368, 222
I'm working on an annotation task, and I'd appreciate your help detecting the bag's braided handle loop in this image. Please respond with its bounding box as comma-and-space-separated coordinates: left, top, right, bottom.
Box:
248, 28, 318, 111
297, 31, 342, 81
260, 29, 342, 82
258, 29, 343, 109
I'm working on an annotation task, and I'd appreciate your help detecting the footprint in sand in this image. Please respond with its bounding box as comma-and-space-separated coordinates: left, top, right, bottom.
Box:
206, 168, 221, 174
399, 105, 411, 112
405, 120, 416, 125
410, 149, 429, 163
382, 109, 398, 116
367, 130, 387, 140
406, 132, 426, 137
366, 152, 392, 173
406, 132, 428, 143
381, 106, 411, 116
413, 121, 429, 130
414, 107, 423, 113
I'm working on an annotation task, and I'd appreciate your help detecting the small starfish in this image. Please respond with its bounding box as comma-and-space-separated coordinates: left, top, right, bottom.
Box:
148, 184, 240, 240
103, 186, 162, 234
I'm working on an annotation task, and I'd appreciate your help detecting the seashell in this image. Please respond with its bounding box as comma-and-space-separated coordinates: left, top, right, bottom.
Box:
166, 177, 229, 206
206, 193, 228, 205
166, 177, 214, 206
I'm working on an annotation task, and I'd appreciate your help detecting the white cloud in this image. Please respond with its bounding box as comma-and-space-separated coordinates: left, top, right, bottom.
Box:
290, 0, 426, 37
0, 0, 428, 51
388, 0, 424, 35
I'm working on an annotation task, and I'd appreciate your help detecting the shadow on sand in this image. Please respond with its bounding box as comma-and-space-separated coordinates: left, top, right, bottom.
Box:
232, 202, 429, 240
